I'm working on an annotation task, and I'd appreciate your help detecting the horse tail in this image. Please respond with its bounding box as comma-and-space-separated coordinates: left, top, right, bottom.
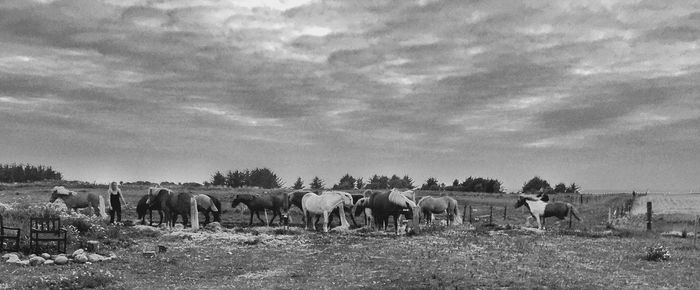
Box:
190, 196, 199, 230
97, 196, 108, 219
453, 202, 462, 225
568, 203, 582, 222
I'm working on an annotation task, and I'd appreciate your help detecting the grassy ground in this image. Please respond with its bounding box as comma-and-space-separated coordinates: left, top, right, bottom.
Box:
1, 185, 698, 289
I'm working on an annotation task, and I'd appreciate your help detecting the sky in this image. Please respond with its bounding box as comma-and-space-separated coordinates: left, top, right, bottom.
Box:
1, 0, 700, 193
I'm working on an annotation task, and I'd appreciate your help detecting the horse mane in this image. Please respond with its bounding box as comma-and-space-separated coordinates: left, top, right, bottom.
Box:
52, 186, 72, 196
389, 190, 417, 208
519, 194, 543, 202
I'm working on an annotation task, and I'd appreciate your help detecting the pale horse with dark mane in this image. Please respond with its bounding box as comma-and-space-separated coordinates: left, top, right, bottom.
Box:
514, 193, 582, 230
417, 196, 462, 226
50, 186, 106, 217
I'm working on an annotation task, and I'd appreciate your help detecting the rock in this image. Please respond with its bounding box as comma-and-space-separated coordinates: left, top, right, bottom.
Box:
29, 256, 45, 266
173, 224, 185, 231
41, 253, 51, 259
87, 254, 105, 263
28, 254, 37, 259
54, 256, 69, 265
44, 260, 54, 265
74, 254, 88, 263
6, 256, 21, 264
205, 222, 223, 232
17, 260, 29, 266
72, 249, 85, 258
3, 253, 19, 261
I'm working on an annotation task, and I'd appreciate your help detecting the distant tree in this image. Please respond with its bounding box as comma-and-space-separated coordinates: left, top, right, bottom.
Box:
334, 174, 356, 190
309, 176, 324, 190
402, 175, 414, 188
293, 177, 304, 190
366, 174, 389, 189
211, 171, 226, 186
247, 168, 283, 188
522, 176, 551, 193
554, 183, 567, 193
421, 177, 440, 190
226, 170, 247, 188
356, 177, 364, 190
452, 179, 460, 187
566, 182, 580, 193
0, 163, 62, 183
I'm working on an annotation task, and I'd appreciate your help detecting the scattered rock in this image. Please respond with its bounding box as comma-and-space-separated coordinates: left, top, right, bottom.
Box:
44, 260, 54, 265
74, 254, 88, 263
72, 249, 85, 258
173, 224, 185, 231
41, 253, 51, 259
29, 256, 45, 266
87, 254, 105, 263
17, 260, 29, 266
133, 225, 161, 233
2, 253, 19, 261
54, 256, 68, 265
6, 255, 21, 264
28, 254, 37, 259
142, 251, 156, 258
205, 222, 223, 232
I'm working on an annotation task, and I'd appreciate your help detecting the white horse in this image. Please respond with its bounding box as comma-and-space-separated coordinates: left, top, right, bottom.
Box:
301, 191, 349, 232
514, 194, 582, 229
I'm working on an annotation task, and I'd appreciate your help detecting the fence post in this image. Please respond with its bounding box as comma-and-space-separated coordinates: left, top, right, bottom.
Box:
462, 204, 468, 224
694, 215, 698, 248
469, 205, 472, 224
607, 208, 612, 226
646, 202, 652, 231
489, 206, 493, 224
580, 194, 583, 204
503, 206, 507, 220
569, 208, 572, 229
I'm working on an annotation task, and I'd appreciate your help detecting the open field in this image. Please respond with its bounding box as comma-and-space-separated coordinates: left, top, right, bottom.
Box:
1, 184, 699, 289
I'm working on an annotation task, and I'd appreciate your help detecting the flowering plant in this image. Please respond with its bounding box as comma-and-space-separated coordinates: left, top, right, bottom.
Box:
645, 245, 670, 261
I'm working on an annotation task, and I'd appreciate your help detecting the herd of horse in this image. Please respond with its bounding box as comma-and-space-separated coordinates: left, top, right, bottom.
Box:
48, 186, 583, 233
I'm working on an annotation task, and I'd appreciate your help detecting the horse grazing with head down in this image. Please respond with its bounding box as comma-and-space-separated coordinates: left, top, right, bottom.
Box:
231, 192, 289, 226
301, 191, 350, 232
352, 197, 372, 226
136, 194, 163, 226
417, 196, 461, 226
147, 187, 199, 228
50, 186, 106, 217
195, 194, 221, 225
367, 189, 420, 234
514, 194, 582, 229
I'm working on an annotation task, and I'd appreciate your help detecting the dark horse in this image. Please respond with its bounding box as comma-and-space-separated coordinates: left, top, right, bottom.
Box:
288, 191, 363, 227
231, 192, 289, 226
147, 188, 196, 228
367, 189, 420, 234
136, 195, 163, 226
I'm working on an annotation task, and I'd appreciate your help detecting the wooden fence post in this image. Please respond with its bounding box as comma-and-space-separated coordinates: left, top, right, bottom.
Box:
462, 204, 468, 224
489, 206, 493, 224
646, 202, 652, 231
580, 194, 583, 204
568, 209, 572, 229
607, 208, 612, 226
503, 206, 507, 220
469, 205, 472, 224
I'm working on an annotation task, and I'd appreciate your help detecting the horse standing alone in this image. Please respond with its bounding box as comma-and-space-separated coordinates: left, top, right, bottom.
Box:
417, 196, 461, 226
514, 194, 582, 229
50, 186, 106, 217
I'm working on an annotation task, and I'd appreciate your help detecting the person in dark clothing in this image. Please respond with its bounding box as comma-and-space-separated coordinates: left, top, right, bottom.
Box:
107, 181, 127, 224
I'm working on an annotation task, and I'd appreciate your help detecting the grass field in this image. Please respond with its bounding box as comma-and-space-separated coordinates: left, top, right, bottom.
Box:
1, 184, 699, 289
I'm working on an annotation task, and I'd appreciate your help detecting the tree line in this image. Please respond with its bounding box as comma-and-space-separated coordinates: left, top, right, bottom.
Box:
0, 163, 62, 183
210, 168, 283, 189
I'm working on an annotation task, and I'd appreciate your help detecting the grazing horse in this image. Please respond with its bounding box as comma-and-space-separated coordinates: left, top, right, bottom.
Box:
368, 190, 420, 234
195, 194, 221, 225
231, 192, 289, 226
136, 194, 163, 226
352, 197, 373, 226
417, 196, 461, 226
301, 191, 349, 232
147, 187, 198, 228
50, 186, 106, 217
514, 194, 582, 229
289, 191, 361, 227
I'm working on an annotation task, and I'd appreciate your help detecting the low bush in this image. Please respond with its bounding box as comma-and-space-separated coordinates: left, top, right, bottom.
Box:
645, 245, 671, 261
20, 269, 122, 289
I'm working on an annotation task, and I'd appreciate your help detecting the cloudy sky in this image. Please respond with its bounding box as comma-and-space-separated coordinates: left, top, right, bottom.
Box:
1, 0, 700, 192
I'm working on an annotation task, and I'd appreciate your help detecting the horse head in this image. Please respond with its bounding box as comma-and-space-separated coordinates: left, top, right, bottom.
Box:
231, 194, 254, 209
50, 186, 71, 202
515, 194, 542, 208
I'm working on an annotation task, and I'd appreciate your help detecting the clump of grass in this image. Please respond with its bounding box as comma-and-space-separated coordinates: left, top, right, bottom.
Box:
645, 245, 671, 261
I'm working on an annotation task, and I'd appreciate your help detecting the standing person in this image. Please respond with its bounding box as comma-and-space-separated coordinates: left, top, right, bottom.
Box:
107, 181, 127, 224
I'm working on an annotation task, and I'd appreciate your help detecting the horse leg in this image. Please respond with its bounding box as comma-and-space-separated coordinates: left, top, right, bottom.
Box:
149, 209, 153, 226
255, 211, 267, 226
536, 215, 543, 230
157, 211, 163, 226
393, 215, 399, 234
269, 210, 278, 225
249, 212, 254, 226
322, 211, 329, 233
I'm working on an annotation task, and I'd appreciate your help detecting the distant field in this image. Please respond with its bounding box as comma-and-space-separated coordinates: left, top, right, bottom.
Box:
631, 193, 700, 216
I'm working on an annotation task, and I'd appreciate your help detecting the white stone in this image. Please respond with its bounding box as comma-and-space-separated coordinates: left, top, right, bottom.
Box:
3, 253, 19, 261
74, 254, 88, 263
87, 254, 105, 263
41, 253, 51, 259
54, 256, 69, 265
44, 260, 54, 265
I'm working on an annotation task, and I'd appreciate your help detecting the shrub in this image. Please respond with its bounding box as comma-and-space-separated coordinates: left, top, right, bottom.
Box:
645, 245, 671, 261
20, 269, 121, 289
